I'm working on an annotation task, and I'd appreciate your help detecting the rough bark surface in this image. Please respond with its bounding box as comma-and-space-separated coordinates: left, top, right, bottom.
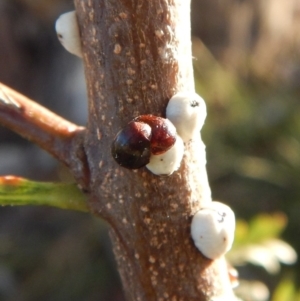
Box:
74, 0, 235, 300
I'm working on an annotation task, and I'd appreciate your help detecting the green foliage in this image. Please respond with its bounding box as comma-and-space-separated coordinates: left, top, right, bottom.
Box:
0, 176, 88, 212
272, 277, 298, 301
226, 214, 297, 301
234, 213, 287, 247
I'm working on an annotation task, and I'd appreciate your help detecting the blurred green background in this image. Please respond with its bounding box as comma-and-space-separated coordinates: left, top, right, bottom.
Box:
0, 0, 300, 300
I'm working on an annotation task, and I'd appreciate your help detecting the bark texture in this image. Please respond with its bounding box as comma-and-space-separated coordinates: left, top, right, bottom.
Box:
0, 83, 89, 189
74, 0, 235, 300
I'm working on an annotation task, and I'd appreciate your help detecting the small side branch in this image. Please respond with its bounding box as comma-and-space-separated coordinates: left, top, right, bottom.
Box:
0, 176, 88, 212
0, 83, 89, 187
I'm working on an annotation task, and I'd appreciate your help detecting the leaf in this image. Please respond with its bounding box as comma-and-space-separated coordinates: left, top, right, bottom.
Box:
272, 277, 296, 301
262, 239, 297, 265
247, 213, 287, 243
232, 213, 288, 248
228, 245, 281, 274
228, 214, 297, 275
233, 219, 250, 247
0, 176, 88, 212
234, 280, 269, 301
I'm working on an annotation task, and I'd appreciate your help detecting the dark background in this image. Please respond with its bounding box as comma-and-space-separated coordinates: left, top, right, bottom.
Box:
0, 0, 300, 300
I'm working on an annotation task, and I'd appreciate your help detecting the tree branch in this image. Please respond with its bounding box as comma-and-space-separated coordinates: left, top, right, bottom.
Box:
0, 82, 83, 162
0, 83, 90, 190
75, 0, 236, 300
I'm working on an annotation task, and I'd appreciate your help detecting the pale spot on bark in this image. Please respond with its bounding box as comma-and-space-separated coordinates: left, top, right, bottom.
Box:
96, 128, 102, 140
127, 67, 136, 75
106, 203, 112, 209
99, 93, 104, 100
114, 43, 122, 54
152, 270, 158, 276
89, 10, 94, 21
140, 206, 149, 212
94, 80, 100, 90
170, 202, 178, 210
99, 160, 104, 168
150, 236, 158, 247
155, 29, 164, 39
150, 84, 158, 90
80, 1, 86, 12
119, 12, 127, 19
144, 217, 151, 225
149, 256, 156, 263
160, 261, 166, 268
179, 264, 184, 272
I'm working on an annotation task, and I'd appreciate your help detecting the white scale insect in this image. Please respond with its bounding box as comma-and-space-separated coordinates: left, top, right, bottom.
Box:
166, 92, 207, 143
148, 91, 207, 175
146, 135, 184, 176
55, 11, 82, 58
191, 201, 236, 259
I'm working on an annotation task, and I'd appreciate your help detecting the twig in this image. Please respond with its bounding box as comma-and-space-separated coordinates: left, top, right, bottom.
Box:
0, 176, 88, 212
0, 82, 86, 172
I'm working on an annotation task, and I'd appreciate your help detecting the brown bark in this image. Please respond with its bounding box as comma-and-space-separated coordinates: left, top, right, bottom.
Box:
0, 83, 89, 189
74, 0, 236, 300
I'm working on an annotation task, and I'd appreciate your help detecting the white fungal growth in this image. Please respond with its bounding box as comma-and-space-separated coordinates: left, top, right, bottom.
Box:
146, 135, 184, 176
191, 201, 235, 260
166, 92, 207, 142
55, 11, 82, 58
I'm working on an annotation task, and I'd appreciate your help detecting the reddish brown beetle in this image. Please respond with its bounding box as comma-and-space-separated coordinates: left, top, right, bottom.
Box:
111, 115, 177, 170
